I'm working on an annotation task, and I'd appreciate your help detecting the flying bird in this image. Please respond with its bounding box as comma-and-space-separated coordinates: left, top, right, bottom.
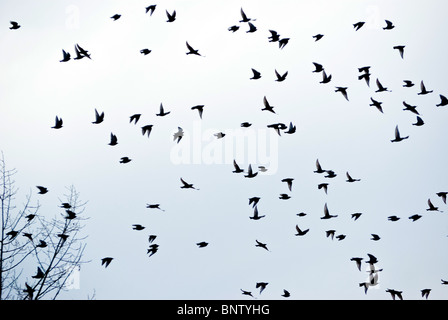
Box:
249, 206, 265, 220
239, 8, 255, 23
346, 172, 360, 182
267, 123, 287, 136
318, 183, 329, 194
146, 204, 165, 212
390, 125, 408, 142
256, 282, 268, 294
262, 96, 276, 114
101, 257, 113, 268
326, 230, 336, 240
119, 157, 132, 164
92, 109, 104, 124
351, 257, 363, 271
281, 178, 294, 191
148, 235, 157, 243
111, 14, 121, 21
314, 159, 326, 174
186, 42, 204, 56
250, 68, 261, 80
402, 101, 419, 115
324, 170, 337, 178
284, 122, 296, 134
51, 116, 63, 129
321, 203, 338, 219
246, 22, 257, 33
180, 178, 199, 190
249, 197, 260, 208
388, 215, 400, 222
371, 234, 381, 241
320, 70, 332, 84
436, 192, 447, 204
9, 21, 20, 30
393, 45, 405, 59
279, 38, 289, 49
335, 87, 349, 101
141, 125, 153, 138
313, 34, 324, 41
358, 72, 371, 87
244, 164, 258, 178
65, 210, 77, 220
375, 78, 390, 92
409, 214, 422, 222
421, 289, 431, 299
351, 213, 362, 221
166, 10, 176, 22
132, 224, 145, 231
417, 80, 433, 95
36, 240, 47, 248
312, 62, 324, 73
140, 49, 151, 55
365, 254, 378, 265
129, 114, 141, 124
275, 69, 288, 82
279, 194, 291, 200
196, 241, 208, 248
240, 289, 254, 298
369, 98, 383, 113
6, 230, 18, 240
268, 30, 280, 42
383, 20, 395, 30
386, 289, 403, 300
281, 289, 290, 298
403, 80, 415, 87
427, 199, 442, 212
23, 283, 34, 300
145, 5, 156, 15
228, 25, 239, 32
295, 225, 309, 236
353, 21, 365, 31
109, 133, 118, 146
412, 116, 424, 127
358, 66, 371, 73
336, 234, 346, 241
60, 49, 71, 62
255, 240, 269, 251
232, 160, 244, 173
76, 44, 91, 59
32, 267, 44, 279
436, 94, 448, 107
156, 103, 170, 116
191, 105, 204, 119
173, 127, 184, 143
214, 132, 225, 139
36, 186, 48, 194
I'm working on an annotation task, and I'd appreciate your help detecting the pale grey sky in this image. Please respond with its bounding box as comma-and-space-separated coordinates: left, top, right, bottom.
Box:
1, 0, 448, 300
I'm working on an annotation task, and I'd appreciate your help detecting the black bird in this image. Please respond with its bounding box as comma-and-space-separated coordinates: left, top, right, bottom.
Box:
23, 232, 33, 241
418, 81, 433, 95
351, 213, 362, 221
119, 157, 132, 164
255, 240, 269, 251
281, 289, 290, 298
196, 241, 208, 248
427, 199, 442, 212
442, 279, 448, 285
25, 214, 36, 222
279, 194, 291, 200
246, 22, 257, 33
335, 87, 349, 101
148, 235, 157, 243
92, 108, 104, 124
393, 45, 405, 59
166, 10, 176, 22
353, 21, 365, 31
249, 197, 260, 208
249, 206, 265, 220
145, 5, 156, 15
388, 215, 400, 222
351, 257, 363, 271
239, 8, 255, 23
313, 34, 324, 41
76, 44, 91, 59
52, 116, 63, 129
111, 14, 121, 21
436, 94, 448, 107
324, 170, 337, 178
403, 80, 415, 87
359, 282, 370, 295
297, 212, 307, 217
318, 183, 329, 194
409, 214, 422, 222
147, 244, 159, 257
256, 282, 268, 294
312, 62, 324, 73
383, 20, 395, 30
101, 257, 113, 268
262, 96, 275, 114
358, 72, 371, 87
436, 192, 447, 204
326, 230, 336, 240
369, 98, 383, 113
244, 164, 258, 178
402, 101, 419, 115
358, 66, 371, 73
346, 172, 360, 182
281, 178, 294, 191
279, 38, 289, 49
267, 123, 287, 136
320, 70, 332, 84
241, 289, 254, 298
314, 159, 326, 174
32, 267, 44, 279
371, 234, 381, 241
60, 49, 71, 62
9, 21, 20, 30
186, 42, 203, 56
275, 69, 288, 82
156, 103, 170, 116
365, 254, 378, 265
36, 240, 47, 248
375, 78, 390, 92
386, 289, 403, 300
36, 186, 48, 194
412, 116, 424, 127
6, 230, 18, 240
109, 133, 118, 146
228, 25, 239, 32
295, 225, 309, 236
241, 121, 250, 127
268, 30, 280, 42
284, 122, 296, 134
180, 178, 199, 190
390, 126, 408, 142
57, 233, 69, 242
23, 283, 34, 300
250, 68, 261, 80
129, 114, 141, 124
65, 210, 76, 220
421, 289, 431, 299
132, 224, 145, 231
336, 234, 346, 241
146, 204, 165, 212
214, 132, 225, 139
321, 203, 337, 219
191, 105, 204, 119
141, 125, 153, 138
232, 160, 244, 173
140, 49, 151, 55
74, 44, 85, 60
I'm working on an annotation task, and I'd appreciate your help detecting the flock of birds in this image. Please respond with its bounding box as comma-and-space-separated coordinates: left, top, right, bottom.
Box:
6, 4, 448, 300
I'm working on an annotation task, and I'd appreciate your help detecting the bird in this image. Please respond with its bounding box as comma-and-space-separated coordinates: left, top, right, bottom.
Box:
313, 34, 324, 41
173, 127, 184, 143
281, 289, 290, 298
132, 224, 145, 231
274, 69, 288, 82
73, 44, 85, 60
402, 101, 419, 115
353, 21, 365, 31
255, 240, 269, 251
335, 87, 349, 101
141, 125, 153, 138
36, 240, 47, 248
196, 241, 208, 248
145, 5, 156, 15
147, 244, 159, 257
108, 133, 118, 146
268, 30, 280, 42
359, 282, 370, 295
295, 225, 309, 236
371, 234, 381, 241
358, 72, 371, 87
383, 20, 395, 30
279, 194, 291, 200
75, 44, 91, 59
214, 132, 225, 139
60, 49, 71, 62
427, 199, 442, 212
258, 166, 268, 173
318, 183, 329, 194
244, 165, 258, 178
228, 25, 239, 32
57, 233, 69, 242
412, 116, 424, 127
279, 38, 289, 49
442, 279, 448, 285
351, 257, 363, 271
346, 172, 360, 182
326, 230, 336, 240
250, 68, 261, 80
65, 210, 76, 220
351, 213, 362, 221
261, 96, 276, 114
386, 289, 403, 300
321, 203, 338, 219
249, 206, 265, 220
282, 178, 294, 191
129, 114, 141, 124
249, 197, 260, 208
6, 230, 18, 240
239, 8, 255, 23
23, 232, 33, 241
324, 170, 337, 178
388, 215, 400, 222
51, 116, 63, 129
436, 192, 447, 204
92, 108, 104, 124
25, 214, 36, 222
320, 70, 332, 84
156, 103, 170, 116
436, 94, 448, 107
36, 186, 48, 194
32, 267, 44, 279
119, 157, 132, 164
232, 160, 244, 173
146, 204, 165, 212
336, 234, 346, 241
166, 10, 176, 22
191, 105, 204, 119
240, 289, 254, 298
358, 66, 371, 73
140, 49, 151, 55
390, 126, 408, 142
256, 282, 268, 294
180, 178, 199, 190
312, 62, 324, 73
403, 80, 415, 87
23, 283, 34, 300
421, 289, 431, 299
297, 212, 307, 217
101, 257, 113, 268
375, 78, 390, 92
369, 98, 383, 113
267, 123, 287, 136
186, 42, 204, 57
393, 45, 405, 59
241, 122, 252, 128
418, 80, 433, 95
314, 159, 326, 173
111, 14, 121, 21
9, 21, 20, 30
365, 254, 378, 265
284, 122, 296, 134
409, 214, 422, 222
148, 235, 157, 243
246, 22, 257, 33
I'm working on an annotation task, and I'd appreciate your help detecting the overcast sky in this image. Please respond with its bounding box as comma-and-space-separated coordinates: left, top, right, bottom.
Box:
1, 0, 448, 300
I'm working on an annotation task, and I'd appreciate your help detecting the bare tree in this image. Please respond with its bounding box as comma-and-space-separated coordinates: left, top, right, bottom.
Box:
0, 153, 89, 300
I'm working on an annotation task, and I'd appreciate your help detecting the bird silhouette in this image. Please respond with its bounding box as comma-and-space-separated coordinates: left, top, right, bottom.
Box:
228, 25, 239, 32
313, 34, 324, 41
141, 125, 153, 138
318, 183, 329, 194
409, 214, 422, 222
418, 80, 433, 95
23, 283, 34, 300
148, 235, 157, 243
267, 123, 287, 136
109, 133, 118, 146
375, 78, 390, 92
23, 232, 32, 241
92, 108, 104, 124
279, 193, 291, 200
6, 230, 18, 240
9, 21, 20, 30
358, 66, 371, 73
51, 116, 63, 129
427, 199, 442, 212
191, 105, 204, 119
232, 160, 244, 173
249, 206, 265, 220
279, 38, 289, 49
312, 62, 324, 73
275, 69, 288, 82
146, 204, 165, 212
297, 212, 307, 217
129, 114, 141, 124
256, 282, 268, 294
145, 5, 156, 15
250, 68, 261, 80
284, 122, 296, 134
441, 279, 448, 285
358, 72, 371, 87
336, 234, 346, 241
268, 30, 280, 42
281, 289, 290, 298
119, 157, 132, 164
351, 213, 362, 221
281, 178, 294, 191
36, 186, 48, 194
324, 170, 337, 178
369, 98, 383, 113
76, 44, 91, 59
326, 230, 336, 240
180, 178, 199, 190
101, 257, 113, 268
390, 126, 408, 142
262, 96, 276, 114
295, 225, 309, 236
156, 103, 170, 116
36, 240, 47, 248
402, 101, 419, 115
240, 289, 254, 298
173, 127, 184, 143
393, 45, 405, 59
383, 20, 395, 30
436, 94, 448, 107
249, 197, 260, 208
365, 254, 378, 266
25, 214, 36, 222
147, 244, 159, 257
351, 257, 363, 271
386, 289, 403, 300
388, 215, 400, 221
371, 234, 381, 241
402, 80, 415, 87
60, 49, 71, 62
255, 240, 269, 251
32, 267, 45, 279
196, 241, 208, 248
320, 70, 332, 84
140, 49, 151, 55
421, 289, 431, 299
166, 10, 176, 22
314, 159, 326, 174
335, 87, 349, 101
346, 172, 360, 182
239, 8, 255, 23
74, 44, 85, 60
65, 209, 77, 220
321, 203, 338, 219
244, 164, 258, 178
436, 192, 447, 204
246, 22, 257, 33
412, 116, 424, 127
132, 224, 145, 231
186, 42, 204, 56
111, 14, 121, 21
214, 132, 225, 139
353, 21, 365, 31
